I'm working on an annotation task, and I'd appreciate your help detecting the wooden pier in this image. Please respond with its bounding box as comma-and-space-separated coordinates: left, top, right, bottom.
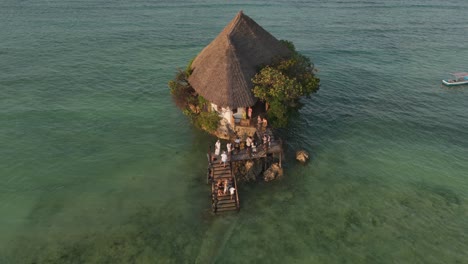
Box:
206, 128, 283, 213
208, 161, 240, 213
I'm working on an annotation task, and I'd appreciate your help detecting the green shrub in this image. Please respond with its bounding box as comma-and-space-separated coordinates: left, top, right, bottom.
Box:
168, 70, 196, 110
267, 99, 289, 128
185, 57, 196, 77
168, 61, 221, 133
194, 111, 221, 132
252, 39, 320, 128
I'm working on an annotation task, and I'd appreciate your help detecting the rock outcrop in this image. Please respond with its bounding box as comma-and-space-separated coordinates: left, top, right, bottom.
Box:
263, 163, 283, 182
296, 150, 309, 163
233, 159, 263, 182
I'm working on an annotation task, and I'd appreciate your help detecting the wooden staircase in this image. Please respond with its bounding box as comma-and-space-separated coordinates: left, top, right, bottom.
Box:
209, 161, 240, 213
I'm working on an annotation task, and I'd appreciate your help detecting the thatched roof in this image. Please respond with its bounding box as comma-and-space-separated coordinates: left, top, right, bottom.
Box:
188, 11, 292, 109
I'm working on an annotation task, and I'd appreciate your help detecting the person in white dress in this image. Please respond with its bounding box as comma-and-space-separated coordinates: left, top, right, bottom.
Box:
215, 139, 221, 156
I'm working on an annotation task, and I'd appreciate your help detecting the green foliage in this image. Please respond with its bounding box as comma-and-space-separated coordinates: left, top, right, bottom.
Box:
252, 40, 320, 128
267, 100, 289, 128
168, 56, 198, 110
194, 111, 221, 133
185, 57, 196, 77
279, 39, 296, 52
197, 96, 209, 111
253, 66, 303, 104
168, 70, 195, 110
168, 65, 220, 133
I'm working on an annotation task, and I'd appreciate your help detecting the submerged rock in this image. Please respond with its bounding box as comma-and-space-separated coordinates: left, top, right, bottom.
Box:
263, 163, 283, 182
233, 159, 263, 182
244, 160, 263, 181
296, 150, 309, 163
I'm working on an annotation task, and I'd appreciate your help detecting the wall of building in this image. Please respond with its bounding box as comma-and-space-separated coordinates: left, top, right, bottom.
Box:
211, 103, 247, 127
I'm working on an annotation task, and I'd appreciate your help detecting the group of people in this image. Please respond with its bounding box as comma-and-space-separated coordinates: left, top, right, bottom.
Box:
233, 136, 257, 156
215, 138, 256, 166
216, 179, 236, 200
214, 132, 272, 161
246, 107, 267, 127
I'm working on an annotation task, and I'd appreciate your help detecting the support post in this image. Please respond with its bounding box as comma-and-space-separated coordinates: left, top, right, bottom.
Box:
279, 152, 282, 168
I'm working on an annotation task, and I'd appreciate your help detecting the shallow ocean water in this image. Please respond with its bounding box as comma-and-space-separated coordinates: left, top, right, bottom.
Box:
1, 0, 467, 263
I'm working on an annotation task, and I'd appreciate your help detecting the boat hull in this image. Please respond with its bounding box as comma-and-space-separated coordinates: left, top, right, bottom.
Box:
442, 79, 468, 86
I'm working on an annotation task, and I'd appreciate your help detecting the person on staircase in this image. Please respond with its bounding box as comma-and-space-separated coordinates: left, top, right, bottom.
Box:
229, 186, 236, 200
223, 179, 229, 194
216, 180, 223, 196
220, 151, 228, 168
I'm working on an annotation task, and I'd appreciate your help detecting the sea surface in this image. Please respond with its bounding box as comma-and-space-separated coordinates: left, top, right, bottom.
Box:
1, 0, 467, 263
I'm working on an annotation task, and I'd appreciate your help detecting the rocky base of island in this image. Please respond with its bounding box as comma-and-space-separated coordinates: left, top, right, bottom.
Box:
232, 158, 283, 182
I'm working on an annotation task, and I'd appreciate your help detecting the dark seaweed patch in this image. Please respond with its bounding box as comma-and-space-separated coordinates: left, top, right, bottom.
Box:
417, 183, 461, 206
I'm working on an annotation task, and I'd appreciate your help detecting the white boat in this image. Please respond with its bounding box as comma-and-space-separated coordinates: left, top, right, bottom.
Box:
442, 72, 468, 86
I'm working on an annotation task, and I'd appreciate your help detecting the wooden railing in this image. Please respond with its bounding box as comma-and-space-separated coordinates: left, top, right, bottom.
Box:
231, 162, 240, 211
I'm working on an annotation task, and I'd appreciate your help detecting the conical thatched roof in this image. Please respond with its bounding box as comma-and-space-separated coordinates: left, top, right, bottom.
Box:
188, 11, 292, 109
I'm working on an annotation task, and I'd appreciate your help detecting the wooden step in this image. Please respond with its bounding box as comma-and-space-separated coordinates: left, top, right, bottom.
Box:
216, 206, 238, 212
217, 202, 237, 208
212, 167, 230, 171
212, 170, 230, 175
212, 194, 232, 200
217, 199, 236, 205
212, 168, 230, 173
213, 170, 231, 175
217, 196, 235, 201
212, 163, 230, 167
217, 206, 237, 211
213, 175, 232, 179
216, 194, 232, 200
213, 173, 231, 178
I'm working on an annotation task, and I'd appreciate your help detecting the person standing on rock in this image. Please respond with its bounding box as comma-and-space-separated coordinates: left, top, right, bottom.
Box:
248, 107, 252, 120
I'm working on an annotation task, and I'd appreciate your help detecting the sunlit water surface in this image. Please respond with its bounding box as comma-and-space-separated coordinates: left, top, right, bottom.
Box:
1, 0, 467, 263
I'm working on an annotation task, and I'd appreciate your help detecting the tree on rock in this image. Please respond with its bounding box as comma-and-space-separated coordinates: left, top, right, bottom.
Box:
252, 40, 320, 128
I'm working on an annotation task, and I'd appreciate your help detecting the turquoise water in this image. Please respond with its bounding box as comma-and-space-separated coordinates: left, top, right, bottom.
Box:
1, 0, 468, 263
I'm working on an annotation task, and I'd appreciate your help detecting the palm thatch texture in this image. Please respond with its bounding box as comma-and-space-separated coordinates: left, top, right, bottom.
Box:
188, 11, 292, 109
